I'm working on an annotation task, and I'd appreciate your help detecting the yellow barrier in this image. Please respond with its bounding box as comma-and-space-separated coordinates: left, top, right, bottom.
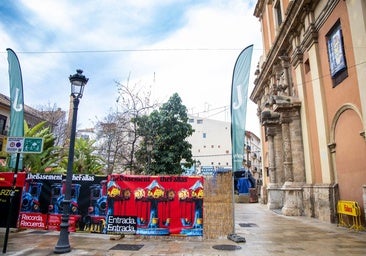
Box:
337, 200, 365, 231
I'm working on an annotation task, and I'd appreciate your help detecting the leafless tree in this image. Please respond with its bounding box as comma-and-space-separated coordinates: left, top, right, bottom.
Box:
35, 103, 67, 147
95, 76, 157, 174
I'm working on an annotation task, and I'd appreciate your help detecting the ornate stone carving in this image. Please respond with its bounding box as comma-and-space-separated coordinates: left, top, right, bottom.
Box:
261, 103, 280, 123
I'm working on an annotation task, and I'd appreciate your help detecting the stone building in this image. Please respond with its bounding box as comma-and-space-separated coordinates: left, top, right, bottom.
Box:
250, 0, 366, 223
244, 130, 262, 181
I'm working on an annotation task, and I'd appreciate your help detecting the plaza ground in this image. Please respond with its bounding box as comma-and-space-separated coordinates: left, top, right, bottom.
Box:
1, 203, 366, 255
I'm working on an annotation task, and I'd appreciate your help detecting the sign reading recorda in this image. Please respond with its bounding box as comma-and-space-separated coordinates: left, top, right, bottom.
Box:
5, 137, 44, 154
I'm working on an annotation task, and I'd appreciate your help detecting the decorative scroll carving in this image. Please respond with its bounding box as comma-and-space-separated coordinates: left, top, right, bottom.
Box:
261, 102, 280, 125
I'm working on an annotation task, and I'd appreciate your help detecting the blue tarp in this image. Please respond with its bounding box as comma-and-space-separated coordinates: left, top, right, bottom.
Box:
237, 177, 251, 194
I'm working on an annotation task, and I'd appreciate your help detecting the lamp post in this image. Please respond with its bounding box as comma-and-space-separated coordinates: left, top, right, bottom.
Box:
54, 69, 88, 254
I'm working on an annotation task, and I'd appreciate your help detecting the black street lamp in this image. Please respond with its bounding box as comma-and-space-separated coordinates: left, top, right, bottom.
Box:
54, 69, 88, 254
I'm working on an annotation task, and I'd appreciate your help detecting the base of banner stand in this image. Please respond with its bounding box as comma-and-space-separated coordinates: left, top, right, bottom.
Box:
227, 233, 246, 243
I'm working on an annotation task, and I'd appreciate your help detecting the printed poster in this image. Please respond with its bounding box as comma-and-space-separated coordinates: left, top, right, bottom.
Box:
106, 174, 204, 236
18, 173, 108, 232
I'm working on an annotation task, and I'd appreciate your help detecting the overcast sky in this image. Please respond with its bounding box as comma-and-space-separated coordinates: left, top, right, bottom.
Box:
0, 0, 263, 136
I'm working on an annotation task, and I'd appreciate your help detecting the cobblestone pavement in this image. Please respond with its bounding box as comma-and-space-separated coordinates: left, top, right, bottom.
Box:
1, 203, 366, 255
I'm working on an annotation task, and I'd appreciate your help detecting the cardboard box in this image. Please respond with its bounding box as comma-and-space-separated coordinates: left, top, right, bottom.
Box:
235, 194, 250, 203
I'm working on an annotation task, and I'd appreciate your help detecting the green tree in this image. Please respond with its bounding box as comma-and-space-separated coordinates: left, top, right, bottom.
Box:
60, 137, 105, 174
136, 93, 194, 175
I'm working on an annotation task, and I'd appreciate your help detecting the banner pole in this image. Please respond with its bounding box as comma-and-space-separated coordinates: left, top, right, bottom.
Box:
2, 152, 20, 253
232, 171, 235, 234
229, 44, 253, 243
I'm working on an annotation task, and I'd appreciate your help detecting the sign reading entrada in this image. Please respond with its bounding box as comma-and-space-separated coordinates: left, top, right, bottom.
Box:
106, 216, 137, 234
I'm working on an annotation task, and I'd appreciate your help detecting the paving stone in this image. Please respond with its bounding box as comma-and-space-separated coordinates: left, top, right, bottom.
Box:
1, 203, 366, 255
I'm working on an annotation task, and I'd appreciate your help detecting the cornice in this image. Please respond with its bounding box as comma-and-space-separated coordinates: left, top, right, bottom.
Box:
313, 0, 340, 32
290, 46, 304, 68
251, 0, 339, 102
251, 0, 304, 102
296, 0, 340, 57
254, 0, 266, 18
302, 24, 319, 50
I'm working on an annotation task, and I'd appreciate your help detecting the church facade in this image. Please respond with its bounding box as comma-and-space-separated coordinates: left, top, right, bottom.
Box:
251, 0, 366, 223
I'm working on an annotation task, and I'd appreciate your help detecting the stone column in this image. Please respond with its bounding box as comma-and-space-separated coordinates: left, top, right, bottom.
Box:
274, 125, 284, 184
267, 126, 283, 209
328, 143, 336, 184
277, 105, 304, 216
363, 185, 366, 223
268, 127, 276, 184
292, 43, 314, 184
281, 113, 294, 183
307, 32, 332, 184
290, 105, 306, 183
346, 0, 366, 136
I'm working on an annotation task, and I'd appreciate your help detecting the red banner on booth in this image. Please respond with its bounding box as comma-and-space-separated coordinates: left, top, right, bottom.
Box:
0, 172, 26, 187
0, 172, 26, 228
106, 175, 204, 236
18, 212, 47, 230
9, 173, 204, 236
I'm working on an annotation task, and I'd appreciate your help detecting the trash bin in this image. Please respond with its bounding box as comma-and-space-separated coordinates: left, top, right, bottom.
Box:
249, 188, 258, 203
